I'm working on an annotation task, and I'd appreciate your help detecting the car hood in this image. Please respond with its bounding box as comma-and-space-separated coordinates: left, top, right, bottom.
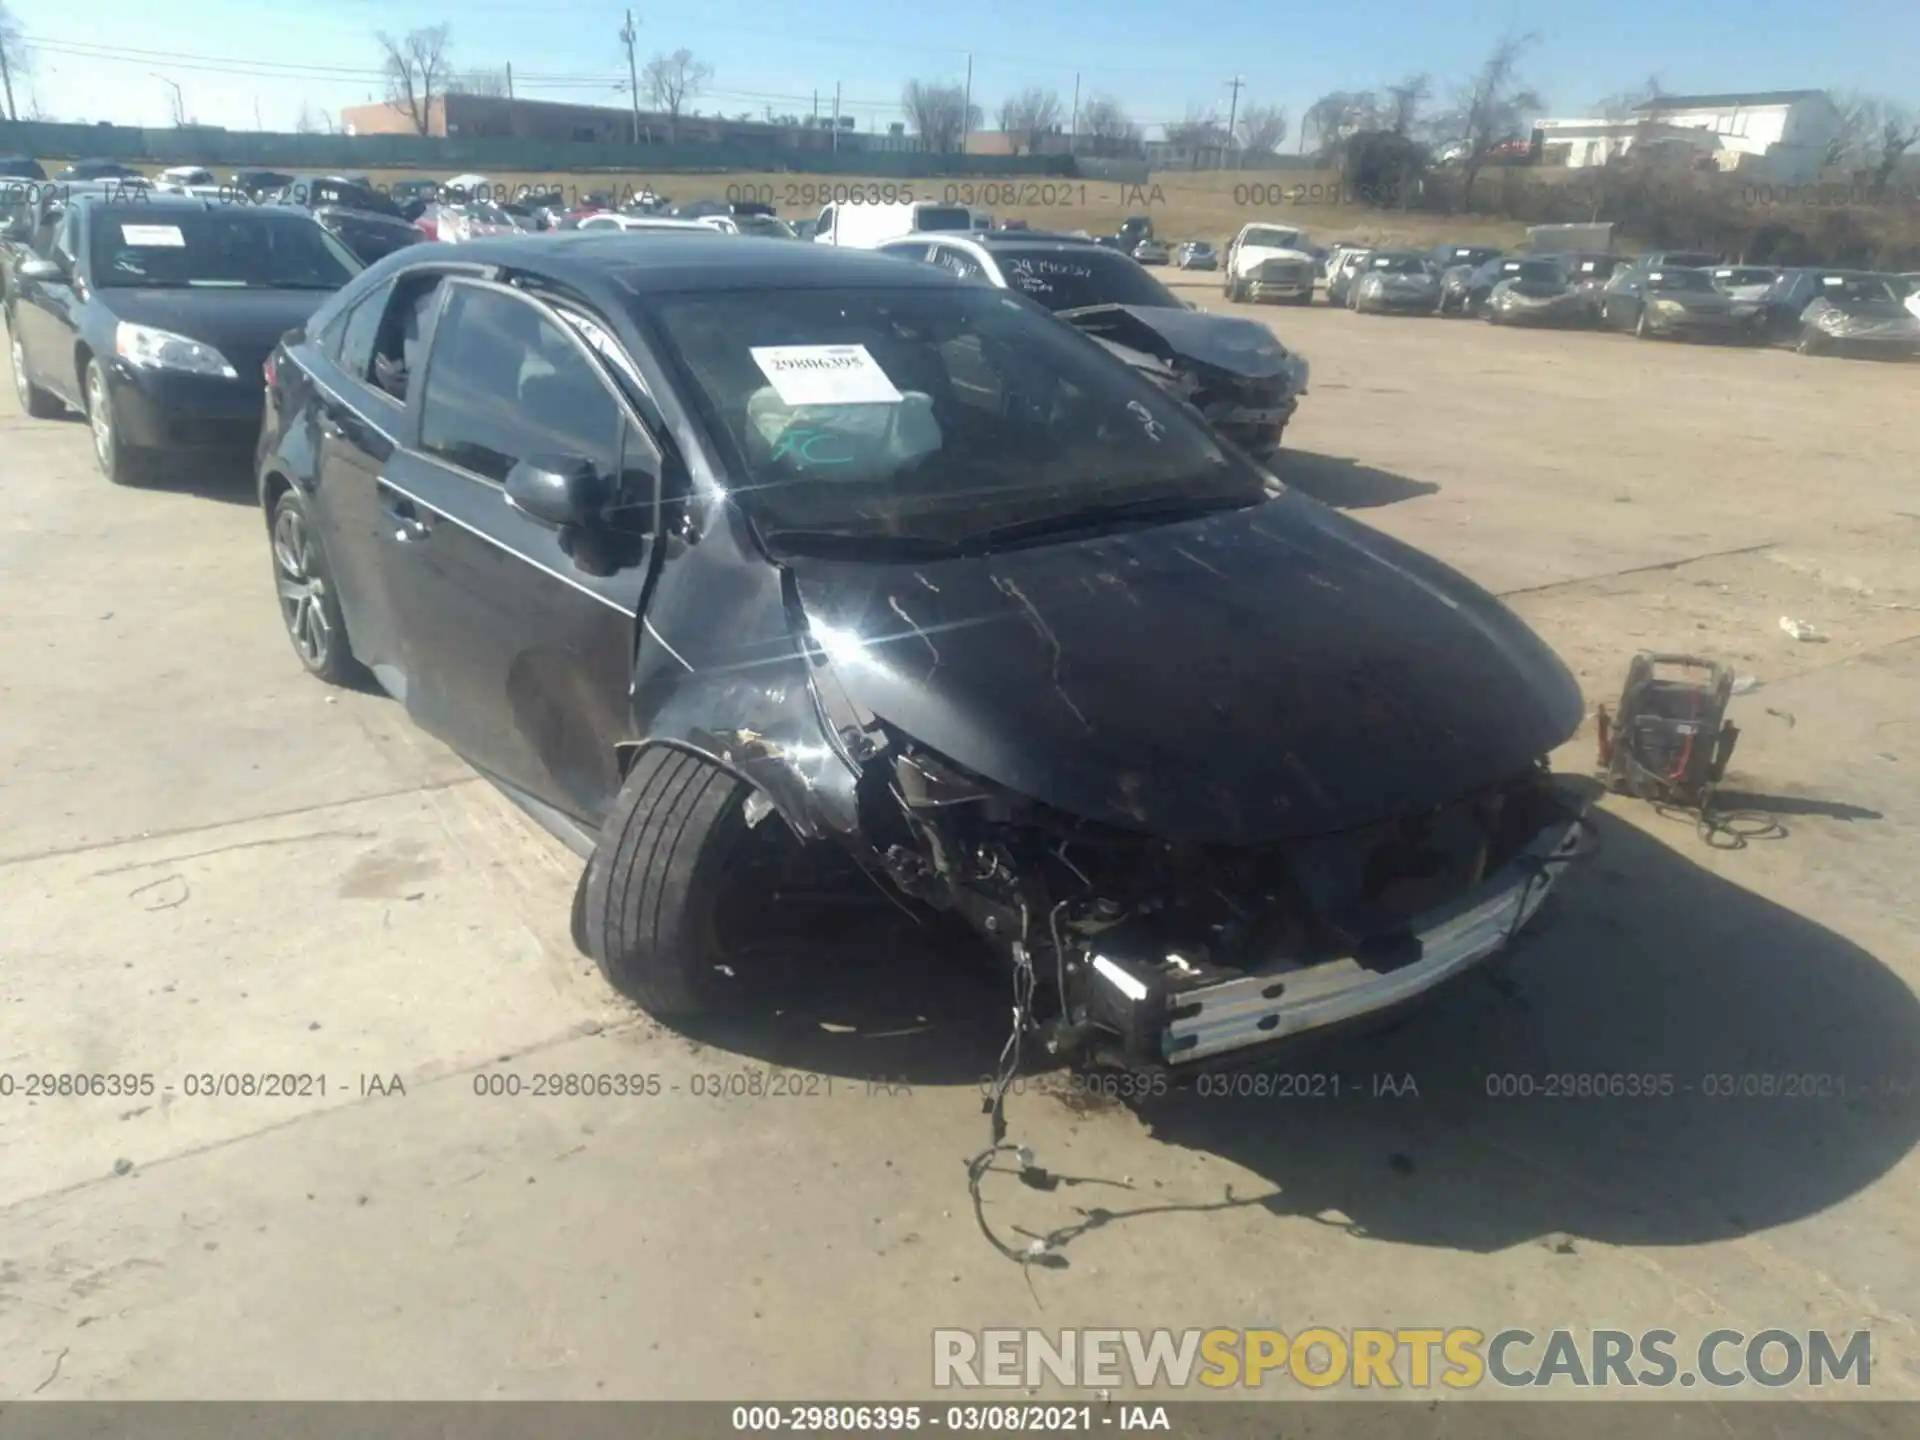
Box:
96, 287, 333, 377
1232, 243, 1314, 275
1501, 280, 1577, 301
1058, 304, 1296, 379
786, 491, 1583, 844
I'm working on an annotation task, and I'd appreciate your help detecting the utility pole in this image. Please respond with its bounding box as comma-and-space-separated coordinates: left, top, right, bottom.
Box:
811, 89, 818, 129
961, 51, 972, 155
619, 11, 642, 145
1069, 72, 1080, 154
832, 81, 841, 152
1224, 74, 1244, 170
505, 62, 514, 100
0, 40, 15, 124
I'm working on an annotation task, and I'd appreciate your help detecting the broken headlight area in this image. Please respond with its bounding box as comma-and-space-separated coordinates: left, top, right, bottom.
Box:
856, 734, 1587, 1071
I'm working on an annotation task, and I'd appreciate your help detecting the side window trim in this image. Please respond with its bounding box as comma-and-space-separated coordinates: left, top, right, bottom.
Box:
410, 275, 651, 492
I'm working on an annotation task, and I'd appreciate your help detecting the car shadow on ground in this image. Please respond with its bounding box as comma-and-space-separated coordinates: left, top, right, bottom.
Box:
1121, 801, 1920, 1254
141, 449, 258, 506
1276, 450, 1439, 509
689, 795, 1919, 1252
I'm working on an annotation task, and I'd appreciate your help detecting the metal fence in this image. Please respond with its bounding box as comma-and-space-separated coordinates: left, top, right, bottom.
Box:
0, 121, 1080, 178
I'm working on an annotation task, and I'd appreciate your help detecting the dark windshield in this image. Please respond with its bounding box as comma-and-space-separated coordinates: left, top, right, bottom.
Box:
996, 248, 1179, 311
1514, 261, 1567, 284
324, 213, 426, 263
1660, 253, 1721, 270
1715, 268, 1776, 286
91, 210, 361, 290
1241, 227, 1301, 250
285, 178, 402, 217
645, 284, 1260, 550
1819, 276, 1900, 304
1368, 253, 1431, 274
916, 205, 973, 233
1647, 269, 1716, 294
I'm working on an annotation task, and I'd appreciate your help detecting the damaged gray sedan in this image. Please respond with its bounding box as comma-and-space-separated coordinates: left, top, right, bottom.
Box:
258, 234, 1589, 1075
1485, 259, 1599, 327
879, 231, 1309, 459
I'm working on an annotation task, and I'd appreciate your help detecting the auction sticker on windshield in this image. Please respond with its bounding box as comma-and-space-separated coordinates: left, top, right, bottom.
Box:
118, 224, 186, 247
750, 345, 903, 407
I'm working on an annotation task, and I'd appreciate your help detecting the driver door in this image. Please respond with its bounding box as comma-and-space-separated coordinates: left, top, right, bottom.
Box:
375, 279, 664, 828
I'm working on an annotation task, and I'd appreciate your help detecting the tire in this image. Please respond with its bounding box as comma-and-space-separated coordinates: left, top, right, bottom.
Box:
269, 487, 365, 686
9, 323, 63, 419
84, 357, 150, 485
584, 747, 757, 1019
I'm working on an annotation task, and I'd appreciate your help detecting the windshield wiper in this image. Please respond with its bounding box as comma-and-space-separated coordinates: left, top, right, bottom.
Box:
759, 529, 969, 561
960, 492, 1260, 551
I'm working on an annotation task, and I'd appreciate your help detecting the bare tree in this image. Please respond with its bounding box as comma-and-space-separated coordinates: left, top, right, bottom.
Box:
447, 67, 510, 98
376, 25, 453, 136
1433, 32, 1544, 207
1867, 104, 1919, 196
1164, 105, 1228, 160
642, 49, 710, 142
295, 103, 318, 135
1383, 73, 1431, 136
1079, 93, 1138, 148
901, 79, 979, 154
1301, 90, 1379, 156
995, 86, 1062, 155
0, 0, 28, 123
1235, 102, 1289, 154
1823, 91, 1877, 168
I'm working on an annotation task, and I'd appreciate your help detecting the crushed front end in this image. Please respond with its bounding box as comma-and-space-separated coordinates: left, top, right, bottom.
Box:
1063, 303, 1307, 460
863, 738, 1587, 1073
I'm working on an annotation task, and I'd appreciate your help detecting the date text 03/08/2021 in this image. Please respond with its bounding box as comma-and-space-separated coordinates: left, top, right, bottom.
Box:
730, 1405, 1166, 1432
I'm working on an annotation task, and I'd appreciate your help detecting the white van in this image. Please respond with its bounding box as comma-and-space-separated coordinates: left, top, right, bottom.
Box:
813, 199, 976, 248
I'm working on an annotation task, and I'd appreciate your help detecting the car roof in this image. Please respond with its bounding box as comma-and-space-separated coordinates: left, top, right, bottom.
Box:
965, 231, 1105, 248
436, 232, 963, 295
75, 193, 317, 218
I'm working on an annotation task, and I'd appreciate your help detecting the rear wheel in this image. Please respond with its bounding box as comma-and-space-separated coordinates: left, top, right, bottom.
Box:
584, 747, 758, 1019
9, 325, 62, 419
270, 488, 365, 686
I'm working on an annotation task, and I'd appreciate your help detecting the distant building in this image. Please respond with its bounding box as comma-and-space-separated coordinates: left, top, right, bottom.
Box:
964, 129, 1072, 157
338, 93, 894, 151
1534, 90, 1839, 182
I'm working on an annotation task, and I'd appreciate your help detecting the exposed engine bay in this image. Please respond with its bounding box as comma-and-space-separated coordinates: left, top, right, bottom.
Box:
851, 731, 1584, 1071
1057, 303, 1307, 460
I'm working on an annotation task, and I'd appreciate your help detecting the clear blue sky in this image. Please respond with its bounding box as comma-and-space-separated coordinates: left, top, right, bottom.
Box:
7, 0, 1916, 138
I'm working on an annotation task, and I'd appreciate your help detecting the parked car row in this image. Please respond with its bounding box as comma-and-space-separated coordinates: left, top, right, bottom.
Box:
1213, 228, 1920, 360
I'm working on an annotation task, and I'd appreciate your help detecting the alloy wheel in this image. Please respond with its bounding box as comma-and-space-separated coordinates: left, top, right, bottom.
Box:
86, 364, 111, 466
273, 506, 332, 670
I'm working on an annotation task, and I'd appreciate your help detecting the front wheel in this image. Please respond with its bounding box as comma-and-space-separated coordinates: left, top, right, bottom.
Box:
85, 358, 150, 486
584, 747, 757, 1019
9, 325, 63, 418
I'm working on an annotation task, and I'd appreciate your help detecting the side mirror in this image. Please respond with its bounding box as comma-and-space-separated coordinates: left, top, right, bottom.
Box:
505, 454, 608, 529
17, 256, 64, 282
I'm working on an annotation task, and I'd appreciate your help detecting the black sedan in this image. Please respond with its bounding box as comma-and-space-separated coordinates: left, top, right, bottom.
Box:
1429, 242, 1504, 312
874, 231, 1310, 459
1449, 255, 1528, 317
231, 169, 297, 200
1601, 265, 1764, 341
1484, 259, 1598, 327
254, 232, 1588, 1073
8, 194, 361, 483
52, 159, 149, 183
1, 156, 48, 180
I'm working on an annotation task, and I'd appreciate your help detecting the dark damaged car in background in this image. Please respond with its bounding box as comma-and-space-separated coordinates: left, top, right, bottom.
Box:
256, 233, 1590, 1073
877, 230, 1309, 459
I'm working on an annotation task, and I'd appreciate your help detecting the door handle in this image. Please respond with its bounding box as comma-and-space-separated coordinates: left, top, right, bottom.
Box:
380, 494, 433, 542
